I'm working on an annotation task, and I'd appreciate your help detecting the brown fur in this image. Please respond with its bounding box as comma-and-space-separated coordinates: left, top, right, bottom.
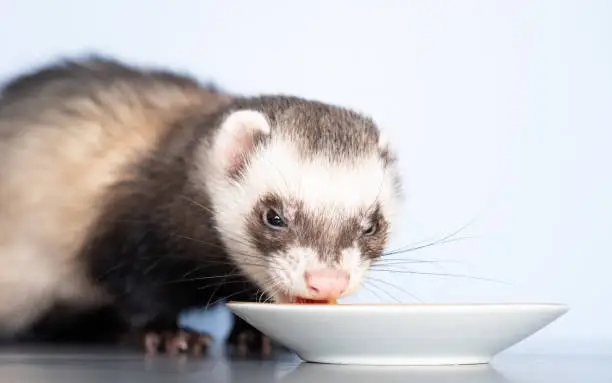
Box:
246, 195, 388, 264
0, 56, 231, 335
0, 56, 402, 352
227, 95, 383, 162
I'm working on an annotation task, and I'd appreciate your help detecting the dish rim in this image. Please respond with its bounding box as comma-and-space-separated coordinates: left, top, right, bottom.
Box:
226, 301, 570, 311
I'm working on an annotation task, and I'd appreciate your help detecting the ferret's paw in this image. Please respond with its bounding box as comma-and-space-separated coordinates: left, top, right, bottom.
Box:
142, 329, 213, 356
227, 329, 276, 358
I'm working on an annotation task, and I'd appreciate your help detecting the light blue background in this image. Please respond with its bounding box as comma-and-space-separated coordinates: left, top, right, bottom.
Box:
1, 0, 610, 354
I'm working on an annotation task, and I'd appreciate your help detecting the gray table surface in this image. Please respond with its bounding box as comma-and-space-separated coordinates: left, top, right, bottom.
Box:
0, 344, 609, 383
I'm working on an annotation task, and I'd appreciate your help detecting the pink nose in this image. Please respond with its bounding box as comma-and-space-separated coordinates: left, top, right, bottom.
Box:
304, 269, 350, 299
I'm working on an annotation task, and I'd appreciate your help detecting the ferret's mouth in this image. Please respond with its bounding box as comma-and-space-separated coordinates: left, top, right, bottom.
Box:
294, 297, 336, 304
275, 293, 337, 304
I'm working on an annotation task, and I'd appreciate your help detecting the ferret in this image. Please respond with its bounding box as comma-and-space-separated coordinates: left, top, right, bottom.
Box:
0, 56, 403, 354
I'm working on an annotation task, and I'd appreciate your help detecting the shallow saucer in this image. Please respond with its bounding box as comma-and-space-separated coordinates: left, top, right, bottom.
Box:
226, 302, 569, 366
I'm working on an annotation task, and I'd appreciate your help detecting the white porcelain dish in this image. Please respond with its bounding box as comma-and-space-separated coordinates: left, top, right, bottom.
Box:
226, 302, 569, 366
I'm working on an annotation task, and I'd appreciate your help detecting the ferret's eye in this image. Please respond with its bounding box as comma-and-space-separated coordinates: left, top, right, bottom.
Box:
362, 222, 377, 236
264, 209, 286, 229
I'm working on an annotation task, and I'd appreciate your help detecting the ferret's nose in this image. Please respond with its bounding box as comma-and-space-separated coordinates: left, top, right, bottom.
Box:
304, 269, 349, 299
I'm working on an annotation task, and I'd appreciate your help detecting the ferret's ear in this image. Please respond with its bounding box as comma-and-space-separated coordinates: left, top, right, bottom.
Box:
212, 110, 271, 176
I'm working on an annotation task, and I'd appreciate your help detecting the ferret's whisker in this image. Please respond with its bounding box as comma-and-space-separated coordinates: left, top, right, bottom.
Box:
207, 287, 256, 308
363, 280, 401, 303
369, 268, 510, 285
373, 259, 460, 266
180, 195, 216, 215
181, 258, 284, 273
95, 259, 130, 279
143, 258, 164, 275
361, 283, 386, 303
259, 275, 283, 303
383, 235, 474, 257
195, 278, 250, 290
383, 213, 481, 255
165, 273, 246, 284
203, 266, 238, 309
365, 275, 423, 303
165, 249, 286, 272
254, 288, 264, 303
173, 233, 249, 252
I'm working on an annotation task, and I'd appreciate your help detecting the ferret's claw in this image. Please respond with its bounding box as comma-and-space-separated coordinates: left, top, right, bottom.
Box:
138, 329, 213, 356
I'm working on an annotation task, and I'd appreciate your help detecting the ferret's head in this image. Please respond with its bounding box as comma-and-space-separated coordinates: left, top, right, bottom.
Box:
198, 96, 402, 303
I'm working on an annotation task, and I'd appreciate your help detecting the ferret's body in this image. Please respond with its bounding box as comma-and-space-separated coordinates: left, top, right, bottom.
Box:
0, 58, 234, 338
0, 56, 402, 349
